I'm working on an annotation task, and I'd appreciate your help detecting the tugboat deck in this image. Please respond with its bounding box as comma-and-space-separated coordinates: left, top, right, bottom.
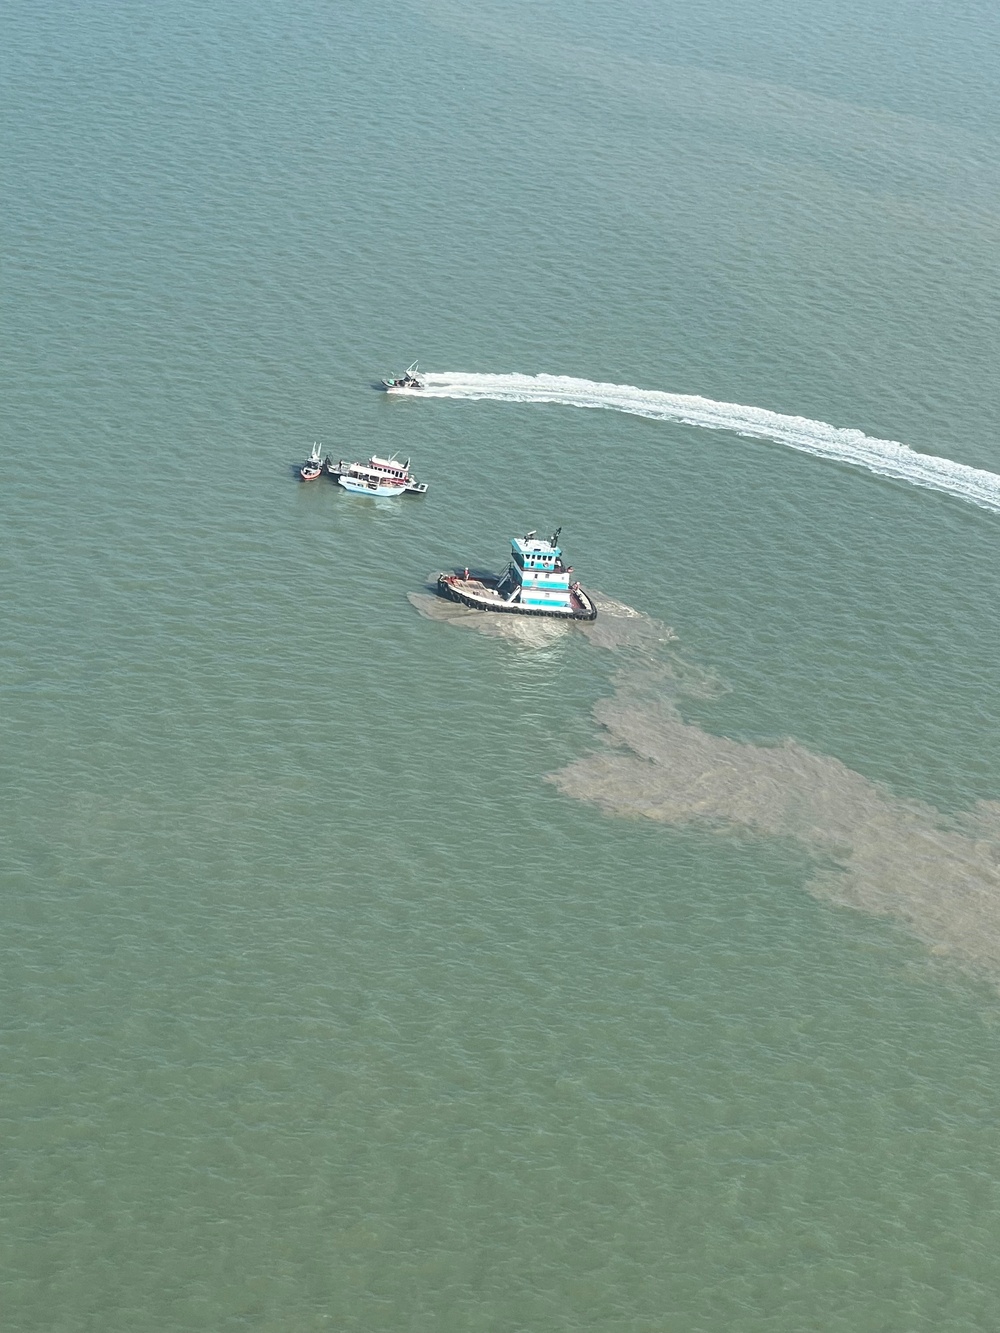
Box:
451, 578, 504, 599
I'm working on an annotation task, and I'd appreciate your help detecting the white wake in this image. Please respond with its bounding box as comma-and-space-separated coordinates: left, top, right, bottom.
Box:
415, 372, 1000, 512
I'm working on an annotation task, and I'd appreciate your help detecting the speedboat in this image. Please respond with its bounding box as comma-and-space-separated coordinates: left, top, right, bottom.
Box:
381, 361, 424, 392
437, 529, 597, 620
299, 443, 327, 481
327, 453, 428, 496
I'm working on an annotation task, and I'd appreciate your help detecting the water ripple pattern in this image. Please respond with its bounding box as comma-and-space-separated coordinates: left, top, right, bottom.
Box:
421, 372, 1000, 511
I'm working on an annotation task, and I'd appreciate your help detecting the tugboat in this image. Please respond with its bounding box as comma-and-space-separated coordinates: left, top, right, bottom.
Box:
437, 529, 597, 620
299, 443, 327, 481
381, 362, 424, 392
327, 453, 428, 496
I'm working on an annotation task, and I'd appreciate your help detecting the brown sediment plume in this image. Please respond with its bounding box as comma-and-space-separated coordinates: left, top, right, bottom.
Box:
407, 589, 572, 646
578, 593, 678, 653
412, 580, 1000, 977
553, 671, 1000, 979
408, 586, 677, 651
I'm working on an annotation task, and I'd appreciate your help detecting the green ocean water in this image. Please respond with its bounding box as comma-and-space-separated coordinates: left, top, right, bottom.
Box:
5, 1, 1000, 1328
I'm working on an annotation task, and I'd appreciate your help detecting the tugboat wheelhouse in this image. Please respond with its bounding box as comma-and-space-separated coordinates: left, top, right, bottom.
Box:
497, 532, 576, 611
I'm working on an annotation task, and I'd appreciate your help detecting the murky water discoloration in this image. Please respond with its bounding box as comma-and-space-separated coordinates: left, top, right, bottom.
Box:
553, 641, 1000, 983
408, 588, 573, 646
409, 586, 678, 650
413, 584, 1000, 981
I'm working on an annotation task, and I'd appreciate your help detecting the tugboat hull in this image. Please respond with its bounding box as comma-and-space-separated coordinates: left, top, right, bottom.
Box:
437, 573, 597, 621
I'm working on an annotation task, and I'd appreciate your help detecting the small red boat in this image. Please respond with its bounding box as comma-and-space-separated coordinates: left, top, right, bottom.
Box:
299, 443, 326, 481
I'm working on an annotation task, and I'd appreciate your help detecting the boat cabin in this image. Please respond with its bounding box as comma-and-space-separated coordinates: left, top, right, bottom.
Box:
504, 530, 573, 610
366, 455, 411, 480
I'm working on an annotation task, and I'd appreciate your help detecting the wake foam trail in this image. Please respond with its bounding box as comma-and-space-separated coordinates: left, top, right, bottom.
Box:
420, 372, 1000, 512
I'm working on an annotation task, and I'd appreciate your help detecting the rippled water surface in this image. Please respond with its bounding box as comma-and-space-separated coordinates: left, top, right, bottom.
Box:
5, 1, 1000, 1328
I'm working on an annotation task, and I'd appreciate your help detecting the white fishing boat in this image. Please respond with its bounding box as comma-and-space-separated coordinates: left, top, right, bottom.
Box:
380, 361, 424, 392
437, 529, 597, 620
327, 453, 428, 496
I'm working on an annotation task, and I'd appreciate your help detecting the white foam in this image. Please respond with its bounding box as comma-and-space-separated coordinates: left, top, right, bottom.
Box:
418, 372, 1000, 512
